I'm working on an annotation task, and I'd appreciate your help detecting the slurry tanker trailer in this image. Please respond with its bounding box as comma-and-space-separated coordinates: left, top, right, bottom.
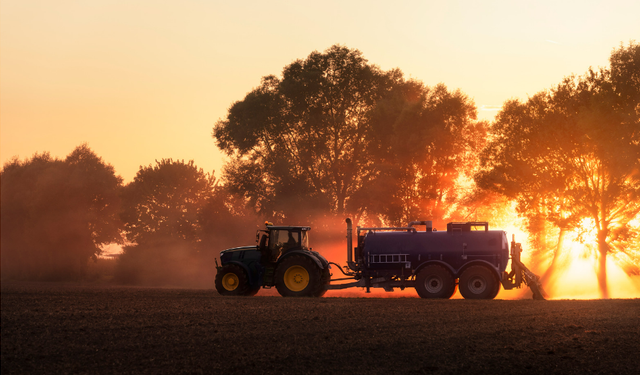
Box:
215, 219, 546, 299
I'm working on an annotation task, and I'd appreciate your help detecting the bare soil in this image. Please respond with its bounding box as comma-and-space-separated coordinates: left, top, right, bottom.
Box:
2, 281, 639, 374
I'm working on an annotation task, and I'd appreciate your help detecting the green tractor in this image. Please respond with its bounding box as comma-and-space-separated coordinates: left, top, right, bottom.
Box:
215, 222, 331, 297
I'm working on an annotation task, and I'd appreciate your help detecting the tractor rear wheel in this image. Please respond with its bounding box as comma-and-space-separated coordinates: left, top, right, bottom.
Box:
215, 264, 254, 296
415, 265, 457, 299
275, 255, 324, 297
459, 265, 499, 299
313, 267, 331, 297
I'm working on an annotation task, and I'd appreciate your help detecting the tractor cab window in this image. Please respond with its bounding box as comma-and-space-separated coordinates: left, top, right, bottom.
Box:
300, 231, 309, 250
270, 230, 294, 248
267, 229, 310, 259
283, 231, 298, 250
268, 229, 297, 257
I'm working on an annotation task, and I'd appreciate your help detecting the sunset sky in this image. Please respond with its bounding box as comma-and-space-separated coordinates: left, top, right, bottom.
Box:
1, 0, 638, 182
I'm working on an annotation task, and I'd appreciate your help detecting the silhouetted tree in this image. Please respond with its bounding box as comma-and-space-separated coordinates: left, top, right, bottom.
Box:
214, 45, 399, 223
214, 45, 484, 226
1, 145, 123, 280
120, 159, 214, 245
477, 42, 640, 297
118, 159, 220, 285
353, 80, 487, 226
476, 94, 581, 275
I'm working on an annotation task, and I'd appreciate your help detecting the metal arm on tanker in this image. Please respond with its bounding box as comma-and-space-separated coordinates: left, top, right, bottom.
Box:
501, 235, 547, 300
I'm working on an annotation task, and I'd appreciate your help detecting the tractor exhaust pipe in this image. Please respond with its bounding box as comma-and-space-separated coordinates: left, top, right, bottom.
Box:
346, 218, 354, 268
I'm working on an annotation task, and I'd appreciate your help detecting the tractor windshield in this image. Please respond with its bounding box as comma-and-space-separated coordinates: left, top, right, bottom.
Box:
268, 229, 310, 253
270, 230, 292, 250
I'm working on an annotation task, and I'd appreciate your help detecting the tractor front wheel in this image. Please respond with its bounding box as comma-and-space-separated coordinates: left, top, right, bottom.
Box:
275, 255, 324, 297
215, 264, 254, 296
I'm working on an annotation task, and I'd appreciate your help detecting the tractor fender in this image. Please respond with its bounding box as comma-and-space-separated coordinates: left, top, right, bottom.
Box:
278, 250, 328, 270
456, 260, 501, 281
309, 250, 330, 268
414, 260, 457, 278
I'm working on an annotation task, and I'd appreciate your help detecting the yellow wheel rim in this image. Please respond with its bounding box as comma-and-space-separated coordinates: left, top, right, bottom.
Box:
222, 273, 239, 291
284, 265, 309, 292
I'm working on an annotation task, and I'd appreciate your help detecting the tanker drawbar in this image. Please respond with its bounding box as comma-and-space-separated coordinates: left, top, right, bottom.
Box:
214, 218, 547, 299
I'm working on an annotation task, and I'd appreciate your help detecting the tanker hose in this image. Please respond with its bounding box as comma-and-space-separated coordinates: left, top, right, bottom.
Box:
329, 262, 356, 277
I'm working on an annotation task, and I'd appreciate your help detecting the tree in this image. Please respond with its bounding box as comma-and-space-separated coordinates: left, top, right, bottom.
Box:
117, 159, 218, 285
354, 80, 487, 225
214, 45, 484, 226
476, 94, 581, 270
1, 145, 123, 280
214, 45, 399, 222
476, 42, 640, 297
120, 159, 214, 245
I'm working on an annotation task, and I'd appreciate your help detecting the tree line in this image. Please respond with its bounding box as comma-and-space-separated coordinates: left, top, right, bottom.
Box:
2, 42, 638, 294
214, 45, 486, 227
1, 149, 258, 284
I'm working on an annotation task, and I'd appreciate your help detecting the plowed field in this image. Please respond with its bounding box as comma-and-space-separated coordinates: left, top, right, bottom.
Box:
2, 282, 639, 374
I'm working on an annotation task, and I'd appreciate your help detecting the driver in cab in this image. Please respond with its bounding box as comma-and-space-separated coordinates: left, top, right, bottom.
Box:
283, 231, 298, 251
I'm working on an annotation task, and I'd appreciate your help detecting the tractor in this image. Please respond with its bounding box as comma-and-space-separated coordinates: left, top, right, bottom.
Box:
215, 222, 330, 297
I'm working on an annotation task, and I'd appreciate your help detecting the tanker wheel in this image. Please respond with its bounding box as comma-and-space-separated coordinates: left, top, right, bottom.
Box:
275, 255, 323, 297
459, 265, 499, 300
215, 264, 254, 296
415, 265, 457, 299
488, 276, 501, 299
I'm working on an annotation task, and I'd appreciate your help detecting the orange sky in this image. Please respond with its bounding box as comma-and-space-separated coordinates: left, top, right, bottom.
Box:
1, 0, 638, 182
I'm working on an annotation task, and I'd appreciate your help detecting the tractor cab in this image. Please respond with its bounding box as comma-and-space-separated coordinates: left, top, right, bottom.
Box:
257, 224, 311, 262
